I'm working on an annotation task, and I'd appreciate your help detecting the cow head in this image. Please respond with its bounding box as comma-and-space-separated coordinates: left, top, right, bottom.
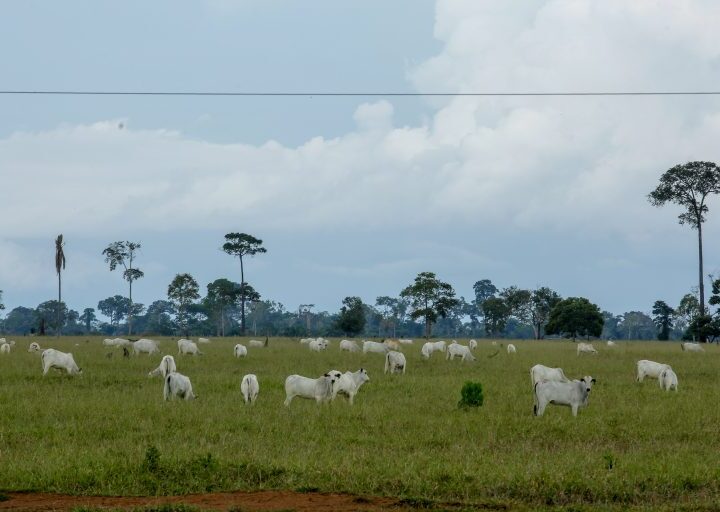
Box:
580, 376, 596, 393
359, 368, 369, 381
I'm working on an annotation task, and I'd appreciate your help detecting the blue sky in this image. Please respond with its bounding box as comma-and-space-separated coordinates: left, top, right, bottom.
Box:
2, 0, 720, 320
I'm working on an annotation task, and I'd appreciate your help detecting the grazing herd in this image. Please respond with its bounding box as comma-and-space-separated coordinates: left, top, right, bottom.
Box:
1, 334, 705, 416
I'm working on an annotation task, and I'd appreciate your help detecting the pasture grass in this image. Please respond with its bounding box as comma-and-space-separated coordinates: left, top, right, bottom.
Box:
1, 336, 719, 510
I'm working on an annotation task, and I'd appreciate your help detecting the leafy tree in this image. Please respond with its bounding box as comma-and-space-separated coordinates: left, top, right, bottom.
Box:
648, 161, 720, 331
79, 308, 97, 333
168, 273, 200, 337
376, 296, 402, 337
482, 297, 510, 337
473, 279, 498, 332
601, 311, 622, 340
530, 287, 562, 339
143, 300, 176, 335
676, 293, 700, 336
652, 301, 675, 340
501, 287, 533, 326
400, 272, 459, 337
618, 311, 656, 340
336, 296, 366, 336
97, 295, 131, 329
205, 278, 242, 336
54, 234, 66, 336
221, 233, 267, 336
545, 297, 604, 341
36, 300, 68, 336
102, 241, 144, 335
3, 306, 36, 334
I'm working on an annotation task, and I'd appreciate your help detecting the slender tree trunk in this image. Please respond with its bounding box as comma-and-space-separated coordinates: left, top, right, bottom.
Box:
425, 317, 431, 337
698, 222, 707, 341
221, 306, 225, 337
128, 279, 133, 336
57, 272, 61, 337
532, 321, 540, 340
240, 256, 245, 336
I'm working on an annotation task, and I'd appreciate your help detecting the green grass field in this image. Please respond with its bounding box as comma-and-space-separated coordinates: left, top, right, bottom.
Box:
1, 336, 719, 511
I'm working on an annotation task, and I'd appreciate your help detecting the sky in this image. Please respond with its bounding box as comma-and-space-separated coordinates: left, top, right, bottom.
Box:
2, 0, 720, 320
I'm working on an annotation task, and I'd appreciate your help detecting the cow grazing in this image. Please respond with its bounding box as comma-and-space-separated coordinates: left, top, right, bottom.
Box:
636, 360, 671, 382
399, 338, 414, 345
234, 344, 248, 358
198, 337, 210, 344
681, 342, 704, 353
241, 374, 260, 404
0, 343, 10, 354
332, 368, 370, 404
309, 338, 328, 352
577, 342, 597, 356
249, 339, 265, 348
534, 376, 596, 417
530, 364, 570, 387
607, 340, 617, 347
177, 339, 201, 356
28, 342, 41, 353
41, 349, 81, 376
507, 344, 517, 354
468, 339, 478, 350
133, 339, 160, 355
421, 340, 446, 359
149, 355, 177, 378
363, 340, 389, 354
384, 340, 401, 351
446, 343, 476, 362
385, 351, 407, 374
339, 339, 360, 352
659, 367, 678, 391
164, 372, 196, 401
283, 373, 338, 406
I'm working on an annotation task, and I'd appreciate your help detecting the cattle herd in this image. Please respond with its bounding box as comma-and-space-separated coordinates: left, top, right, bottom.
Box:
0, 336, 702, 416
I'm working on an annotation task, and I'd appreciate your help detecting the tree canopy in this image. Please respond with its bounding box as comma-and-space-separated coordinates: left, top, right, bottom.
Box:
336, 296, 366, 336
168, 273, 200, 336
545, 297, 604, 341
222, 232, 267, 335
401, 272, 459, 337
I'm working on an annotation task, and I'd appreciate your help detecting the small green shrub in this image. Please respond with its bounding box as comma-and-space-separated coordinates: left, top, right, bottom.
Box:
142, 445, 162, 474
458, 381, 484, 408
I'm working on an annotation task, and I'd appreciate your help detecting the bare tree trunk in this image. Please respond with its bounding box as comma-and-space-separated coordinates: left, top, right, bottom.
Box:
57, 272, 61, 337
425, 317, 432, 337
698, 222, 707, 341
221, 306, 225, 337
240, 256, 246, 336
128, 279, 133, 336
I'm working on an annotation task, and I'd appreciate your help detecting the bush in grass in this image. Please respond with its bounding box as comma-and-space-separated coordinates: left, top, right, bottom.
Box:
458, 381, 483, 408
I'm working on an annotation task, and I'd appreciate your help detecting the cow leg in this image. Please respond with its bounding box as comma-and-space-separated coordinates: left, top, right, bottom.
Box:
571, 405, 579, 416
535, 400, 546, 417
284, 395, 293, 406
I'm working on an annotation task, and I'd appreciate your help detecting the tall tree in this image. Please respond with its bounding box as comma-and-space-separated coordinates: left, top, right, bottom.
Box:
79, 308, 97, 333
97, 295, 131, 330
501, 287, 533, 326
144, 300, 176, 335
473, 279, 498, 332
205, 278, 242, 336
648, 161, 720, 333
530, 287, 562, 339
481, 297, 510, 337
400, 272, 459, 337
222, 233, 267, 335
336, 296, 366, 336
36, 300, 68, 336
168, 273, 200, 337
545, 297, 604, 341
298, 304, 315, 335
102, 241, 143, 335
376, 296, 401, 337
54, 234, 66, 337
652, 300, 675, 341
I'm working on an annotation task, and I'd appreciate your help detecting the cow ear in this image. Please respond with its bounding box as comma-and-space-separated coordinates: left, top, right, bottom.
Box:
580, 378, 586, 383
592, 378, 596, 383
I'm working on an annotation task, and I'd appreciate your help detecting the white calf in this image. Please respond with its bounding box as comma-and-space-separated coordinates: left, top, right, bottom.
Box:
234, 344, 248, 358
198, 337, 210, 344
241, 374, 260, 404
659, 367, 678, 392
41, 349, 81, 376
177, 339, 201, 355
534, 376, 595, 417
133, 339, 160, 355
577, 342, 597, 355
446, 343, 476, 362
468, 339, 478, 350
309, 338, 328, 352
363, 340, 389, 354
507, 344, 517, 354
28, 342, 41, 353
385, 351, 407, 374
339, 339, 360, 352
384, 340, 401, 351
0, 343, 10, 354
636, 360, 671, 382
681, 342, 704, 353
530, 364, 570, 387
249, 339, 265, 348
283, 373, 337, 406
332, 368, 370, 404
149, 355, 177, 378
421, 340, 446, 359
164, 372, 196, 401
607, 340, 617, 347
399, 339, 414, 345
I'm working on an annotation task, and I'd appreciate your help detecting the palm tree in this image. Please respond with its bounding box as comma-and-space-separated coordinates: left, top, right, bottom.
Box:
55, 234, 66, 337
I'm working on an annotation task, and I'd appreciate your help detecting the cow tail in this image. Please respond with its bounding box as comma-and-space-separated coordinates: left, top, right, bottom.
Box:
384, 352, 389, 373
533, 381, 539, 416
164, 374, 171, 401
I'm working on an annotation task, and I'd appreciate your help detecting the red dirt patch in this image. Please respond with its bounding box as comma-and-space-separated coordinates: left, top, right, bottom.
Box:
0, 491, 418, 512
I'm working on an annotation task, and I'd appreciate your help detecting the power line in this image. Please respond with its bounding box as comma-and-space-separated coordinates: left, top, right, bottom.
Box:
1, 90, 720, 97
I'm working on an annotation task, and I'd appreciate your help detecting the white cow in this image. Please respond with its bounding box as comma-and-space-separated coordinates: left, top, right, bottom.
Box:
0, 343, 10, 354
385, 351, 407, 374
283, 373, 337, 406
468, 339, 478, 350
300, 338, 313, 345
421, 340, 446, 359
534, 376, 596, 417
681, 342, 705, 353
577, 342, 597, 356
149, 355, 177, 378
363, 340, 389, 354
384, 340, 401, 351
399, 339, 414, 345
234, 344, 248, 358
28, 342, 41, 353
241, 374, 260, 404
491, 340, 498, 346
309, 338, 328, 352
177, 339, 201, 356
507, 344, 517, 354
659, 367, 678, 391
332, 368, 370, 405
249, 339, 265, 348
164, 372, 196, 401
446, 343, 476, 362
339, 339, 360, 352
636, 360, 671, 382
133, 339, 160, 355
198, 337, 210, 344
41, 349, 81, 376
607, 340, 617, 347
530, 364, 570, 387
